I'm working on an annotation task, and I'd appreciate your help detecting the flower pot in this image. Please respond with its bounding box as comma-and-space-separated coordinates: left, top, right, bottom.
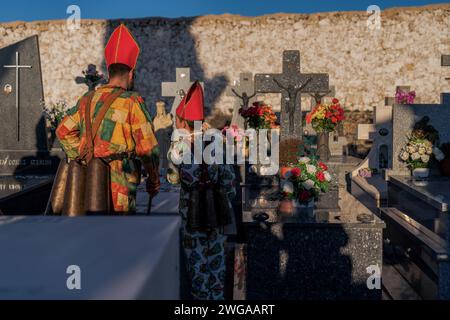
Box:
439, 159, 450, 177
412, 168, 429, 179
317, 132, 331, 161
278, 199, 314, 219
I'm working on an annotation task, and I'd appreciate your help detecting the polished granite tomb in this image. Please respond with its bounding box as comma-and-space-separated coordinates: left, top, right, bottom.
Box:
239, 190, 385, 300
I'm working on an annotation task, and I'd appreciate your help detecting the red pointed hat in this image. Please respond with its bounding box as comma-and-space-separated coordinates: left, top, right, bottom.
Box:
176, 81, 204, 121
105, 24, 140, 70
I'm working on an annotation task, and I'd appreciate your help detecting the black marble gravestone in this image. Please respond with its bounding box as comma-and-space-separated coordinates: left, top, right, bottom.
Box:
0, 36, 62, 213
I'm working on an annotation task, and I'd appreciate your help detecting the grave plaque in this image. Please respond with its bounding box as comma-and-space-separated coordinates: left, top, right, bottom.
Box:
255, 51, 329, 164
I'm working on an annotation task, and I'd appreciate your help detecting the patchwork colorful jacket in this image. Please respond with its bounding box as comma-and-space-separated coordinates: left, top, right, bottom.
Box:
56, 85, 159, 213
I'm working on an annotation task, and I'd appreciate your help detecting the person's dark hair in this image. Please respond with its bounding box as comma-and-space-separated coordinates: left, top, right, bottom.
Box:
108, 63, 131, 78
177, 115, 195, 130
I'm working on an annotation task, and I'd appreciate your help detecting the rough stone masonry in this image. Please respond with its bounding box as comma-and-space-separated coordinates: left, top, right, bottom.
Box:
0, 4, 449, 121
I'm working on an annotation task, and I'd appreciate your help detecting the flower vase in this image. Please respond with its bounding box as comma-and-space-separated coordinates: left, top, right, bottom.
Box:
412, 168, 429, 179
317, 132, 331, 161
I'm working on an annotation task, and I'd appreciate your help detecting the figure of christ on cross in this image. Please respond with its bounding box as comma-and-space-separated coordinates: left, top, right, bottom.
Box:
272, 77, 311, 135
231, 88, 257, 110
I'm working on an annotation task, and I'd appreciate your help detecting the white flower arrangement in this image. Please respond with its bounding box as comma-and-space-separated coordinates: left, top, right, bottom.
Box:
41, 100, 71, 130
399, 136, 442, 170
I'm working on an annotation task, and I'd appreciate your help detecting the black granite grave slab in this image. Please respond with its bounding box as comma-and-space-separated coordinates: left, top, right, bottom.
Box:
242, 200, 385, 300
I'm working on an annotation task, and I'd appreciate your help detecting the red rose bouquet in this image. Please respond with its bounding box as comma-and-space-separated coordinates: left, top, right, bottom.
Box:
306, 98, 345, 133
240, 101, 278, 129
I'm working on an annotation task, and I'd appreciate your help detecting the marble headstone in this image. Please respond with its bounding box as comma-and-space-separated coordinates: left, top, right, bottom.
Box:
0, 36, 60, 203
0, 36, 56, 175
391, 93, 450, 175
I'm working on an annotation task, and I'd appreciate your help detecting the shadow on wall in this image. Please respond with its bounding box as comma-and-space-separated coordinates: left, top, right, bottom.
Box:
102, 18, 230, 125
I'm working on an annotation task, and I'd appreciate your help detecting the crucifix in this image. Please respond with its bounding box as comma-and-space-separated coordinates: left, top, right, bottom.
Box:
255, 50, 329, 141
226, 73, 257, 128
3, 51, 32, 141
161, 67, 204, 118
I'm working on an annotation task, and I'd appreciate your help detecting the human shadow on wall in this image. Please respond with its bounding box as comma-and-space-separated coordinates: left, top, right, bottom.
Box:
102, 18, 229, 122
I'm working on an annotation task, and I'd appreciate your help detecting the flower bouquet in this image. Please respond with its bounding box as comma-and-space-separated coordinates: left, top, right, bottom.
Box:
306, 98, 345, 161
395, 88, 416, 104
278, 157, 332, 218
239, 101, 278, 130
399, 129, 444, 179
222, 124, 248, 158
306, 98, 345, 133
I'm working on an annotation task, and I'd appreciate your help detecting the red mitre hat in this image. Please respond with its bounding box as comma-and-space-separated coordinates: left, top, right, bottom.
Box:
176, 81, 204, 121
105, 24, 140, 70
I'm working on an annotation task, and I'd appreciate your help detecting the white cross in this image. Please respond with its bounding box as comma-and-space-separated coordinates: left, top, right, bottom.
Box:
161, 68, 204, 118
3, 51, 32, 141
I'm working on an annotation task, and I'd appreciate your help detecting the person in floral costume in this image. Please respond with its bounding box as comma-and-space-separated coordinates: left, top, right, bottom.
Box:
167, 81, 236, 300
56, 24, 160, 213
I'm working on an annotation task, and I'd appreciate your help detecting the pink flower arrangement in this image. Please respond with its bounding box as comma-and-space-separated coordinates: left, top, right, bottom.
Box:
395, 89, 416, 104
222, 125, 245, 142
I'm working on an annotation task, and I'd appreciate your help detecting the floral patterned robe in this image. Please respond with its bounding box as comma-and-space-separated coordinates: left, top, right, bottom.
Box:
167, 136, 236, 300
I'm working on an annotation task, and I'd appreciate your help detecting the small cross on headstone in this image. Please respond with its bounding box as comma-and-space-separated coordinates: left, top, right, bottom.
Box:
226, 73, 257, 128
3, 51, 32, 141
161, 68, 204, 118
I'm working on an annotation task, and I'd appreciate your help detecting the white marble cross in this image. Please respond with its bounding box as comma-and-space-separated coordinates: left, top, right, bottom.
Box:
3, 51, 32, 141
161, 68, 204, 118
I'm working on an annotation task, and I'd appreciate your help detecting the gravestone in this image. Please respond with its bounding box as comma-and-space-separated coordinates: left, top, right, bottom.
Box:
390, 92, 450, 176
255, 50, 329, 165
161, 68, 204, 119
0, 36, 61, 212
226, 73, 257, 128
356, 86, 414, 171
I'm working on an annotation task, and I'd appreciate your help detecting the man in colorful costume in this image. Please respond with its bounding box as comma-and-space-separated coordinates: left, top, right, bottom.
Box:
56, 24, 160, 213
167, 81, 237, 300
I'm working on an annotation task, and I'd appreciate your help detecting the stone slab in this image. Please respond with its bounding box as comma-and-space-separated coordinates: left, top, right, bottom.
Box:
0, 216, 181, 299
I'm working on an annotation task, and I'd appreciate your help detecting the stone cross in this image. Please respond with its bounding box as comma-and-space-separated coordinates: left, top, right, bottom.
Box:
255, 50, 329, 141
226, 73, 257, 128
161, 68, 204, 118
442, 55, 450, 81
3, 51, 32, 141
